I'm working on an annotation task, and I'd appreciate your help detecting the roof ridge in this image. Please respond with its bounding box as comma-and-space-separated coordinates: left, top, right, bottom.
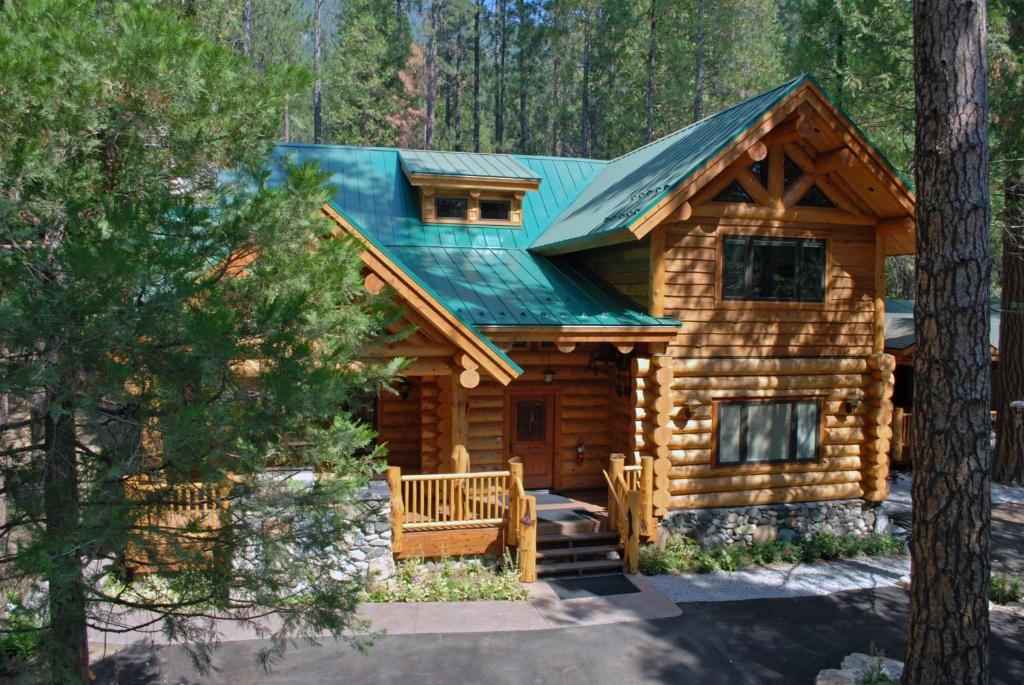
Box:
605, 73, 810, 165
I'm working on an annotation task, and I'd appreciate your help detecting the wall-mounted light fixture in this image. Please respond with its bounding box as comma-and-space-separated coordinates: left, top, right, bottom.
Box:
844, 396, 861, 414
543, 366, 556, 384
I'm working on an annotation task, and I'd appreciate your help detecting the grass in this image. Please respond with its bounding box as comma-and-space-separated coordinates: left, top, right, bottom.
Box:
365, 554, 530, 603
991, 568, 1023, 605
639, 531, 905, 575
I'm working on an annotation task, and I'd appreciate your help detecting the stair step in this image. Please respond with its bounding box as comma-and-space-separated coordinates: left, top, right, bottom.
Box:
537, 531, 620, 547
537, 558, 624, 576
535, 544, 622, 560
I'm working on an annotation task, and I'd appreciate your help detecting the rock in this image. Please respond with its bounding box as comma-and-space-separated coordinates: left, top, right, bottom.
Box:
725, 511, 738, 523
779, 528, 799, 541
840, 652, 904, 680
752, 525, 778, 545
350, 548, 367, 561
874, 511, 890, 534
814, 669, 858, 685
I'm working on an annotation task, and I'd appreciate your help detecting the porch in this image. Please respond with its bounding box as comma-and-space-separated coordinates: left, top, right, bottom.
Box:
386, 454, 656, 582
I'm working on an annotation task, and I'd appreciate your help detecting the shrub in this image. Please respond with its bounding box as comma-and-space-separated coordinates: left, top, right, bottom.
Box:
991, 570, 1022, 605
0, 595, 41, 674
366, 554, 530, 603
639, 532, 905, 576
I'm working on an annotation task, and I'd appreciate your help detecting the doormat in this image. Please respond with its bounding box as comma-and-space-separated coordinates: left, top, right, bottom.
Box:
547, 575, 640, 600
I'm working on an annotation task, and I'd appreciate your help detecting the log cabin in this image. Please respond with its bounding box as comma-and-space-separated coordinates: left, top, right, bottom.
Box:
280, 74, 915, 580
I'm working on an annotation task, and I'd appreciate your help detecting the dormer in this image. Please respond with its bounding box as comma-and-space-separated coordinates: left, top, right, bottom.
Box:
399, 150, 541, 226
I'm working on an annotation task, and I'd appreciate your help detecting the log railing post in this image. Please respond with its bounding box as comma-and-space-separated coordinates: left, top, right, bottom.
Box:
607, 453, 625, 533
386, 466, 404, 555
892, 407, 905, 465
626, 490, 641, 575
518, 495, 537, 582
507, 458, 523, 546
639, 455, 655, 540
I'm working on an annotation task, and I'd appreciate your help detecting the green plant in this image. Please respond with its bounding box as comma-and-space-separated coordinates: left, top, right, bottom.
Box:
639, 532, 905, 576
0, 595, 42, 674
366, 554, 530, 603
991, 570, 1023, 605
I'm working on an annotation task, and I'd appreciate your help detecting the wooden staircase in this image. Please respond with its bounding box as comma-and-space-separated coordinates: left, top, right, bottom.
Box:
535, 530, 624, 577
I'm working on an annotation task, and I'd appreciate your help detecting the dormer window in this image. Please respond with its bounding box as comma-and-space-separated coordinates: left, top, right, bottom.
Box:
399, 149, 541, 227
435, 197, 469, 220
480, 199, 511, 222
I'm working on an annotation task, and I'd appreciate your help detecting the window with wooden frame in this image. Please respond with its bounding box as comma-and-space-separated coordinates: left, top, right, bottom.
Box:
721, 234, 826, 302
714, 398, 822, 466
419, 188, 524, 226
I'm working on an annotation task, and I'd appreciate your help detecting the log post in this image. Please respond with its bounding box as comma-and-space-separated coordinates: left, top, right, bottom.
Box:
507, 458, 523, 546
607, 454, 625, 533
626, 490, 641, 575
518, 495, 537, 582
892, 407, 905, 466
386, 466, 403, 555
639, 455, 655, 540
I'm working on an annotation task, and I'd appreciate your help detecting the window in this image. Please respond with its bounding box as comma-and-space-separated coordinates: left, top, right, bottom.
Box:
435, 197, 468, 219
716, 399, 820, 465
479, 199, 511, 221
722, 235, 826, 302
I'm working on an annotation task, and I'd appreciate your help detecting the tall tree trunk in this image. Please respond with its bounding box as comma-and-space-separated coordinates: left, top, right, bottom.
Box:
453, 26, 463, 151
516, 0, 528, 153
692, 0, 705, 122
242, 0, 253, 57
473, 2, 481, 152
580, 3, 591, 157
493, 0, 507, 152
906, 0, 991, 682
312, 0, 323, 144
43, 382, 88, 684
645, 0, 657, 143
996, 170, 1024, 483
424, 1, 440, 150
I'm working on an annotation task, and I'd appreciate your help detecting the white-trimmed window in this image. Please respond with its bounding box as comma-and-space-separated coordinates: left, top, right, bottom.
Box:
715, 399, 821, 466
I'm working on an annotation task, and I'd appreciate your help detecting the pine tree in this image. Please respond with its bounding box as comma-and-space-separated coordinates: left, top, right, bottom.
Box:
0, 2, 399, 680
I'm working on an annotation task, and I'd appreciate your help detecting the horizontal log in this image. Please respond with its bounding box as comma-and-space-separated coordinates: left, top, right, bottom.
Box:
670, 482, 864, 510
669, 469, 862, 495
669, 456, 862, 480
673, 373, 867, 392
673, 357, 869, 376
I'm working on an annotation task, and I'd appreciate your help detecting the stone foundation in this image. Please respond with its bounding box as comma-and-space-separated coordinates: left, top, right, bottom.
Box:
661, 499, 888, 549
334, 479, 396, 583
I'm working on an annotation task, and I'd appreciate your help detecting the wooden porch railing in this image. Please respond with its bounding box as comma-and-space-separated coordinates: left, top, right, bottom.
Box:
603, 454, 655, 574
384, 464, 539, 581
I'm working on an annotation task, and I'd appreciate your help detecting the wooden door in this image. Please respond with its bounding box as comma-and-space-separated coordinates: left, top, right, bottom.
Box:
510, 395, 554, 489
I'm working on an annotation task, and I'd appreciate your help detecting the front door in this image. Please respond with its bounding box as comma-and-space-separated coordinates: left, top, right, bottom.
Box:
510, 395, 554, 489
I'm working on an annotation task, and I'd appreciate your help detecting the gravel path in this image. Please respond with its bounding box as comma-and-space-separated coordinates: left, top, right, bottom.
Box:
886, 471, 1024, 508
649, 555, 910, 604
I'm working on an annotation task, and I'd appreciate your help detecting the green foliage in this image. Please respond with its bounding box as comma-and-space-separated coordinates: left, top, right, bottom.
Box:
990, 569, 1023, 605
639, 532, 906, 575
366, 555, 530, 603
0, 1, 401, 679
0, 595, 41, 674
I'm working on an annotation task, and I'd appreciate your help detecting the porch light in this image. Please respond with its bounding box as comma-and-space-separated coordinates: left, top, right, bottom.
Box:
844, 396, 861, 414
542, 366, 556, 384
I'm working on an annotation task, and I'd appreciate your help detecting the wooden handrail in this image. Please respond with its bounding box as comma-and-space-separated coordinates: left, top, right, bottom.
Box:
400, 470, 511, 481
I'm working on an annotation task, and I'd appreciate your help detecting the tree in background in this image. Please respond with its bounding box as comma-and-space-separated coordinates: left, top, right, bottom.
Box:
905, 0, 991, 681
0, 2, 399, 681
992, 0, 1024, 484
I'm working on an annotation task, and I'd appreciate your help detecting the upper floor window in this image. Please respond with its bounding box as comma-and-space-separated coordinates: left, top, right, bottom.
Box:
722, 235, 826, 302
435, 197, 468, 220
479, 199, 511, 222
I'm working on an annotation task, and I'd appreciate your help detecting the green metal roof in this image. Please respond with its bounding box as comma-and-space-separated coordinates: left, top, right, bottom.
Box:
530, 75, 810, 251
884, 299, 1000, 351
399, 149, 541, 181
273, 144, 677, 331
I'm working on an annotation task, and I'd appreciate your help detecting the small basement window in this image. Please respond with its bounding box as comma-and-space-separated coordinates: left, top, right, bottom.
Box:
722, 235, 826, 302
479, 199, 512, 222
716, 399, 821, 465
435, 197, 468, 219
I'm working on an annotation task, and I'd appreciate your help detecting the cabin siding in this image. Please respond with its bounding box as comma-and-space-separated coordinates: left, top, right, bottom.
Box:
663, 219, 876, 358
564, 238, 651, 309
377, 380, 423, 473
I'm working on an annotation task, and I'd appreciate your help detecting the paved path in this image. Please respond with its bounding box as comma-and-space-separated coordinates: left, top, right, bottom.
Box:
91, 587, 1024, 685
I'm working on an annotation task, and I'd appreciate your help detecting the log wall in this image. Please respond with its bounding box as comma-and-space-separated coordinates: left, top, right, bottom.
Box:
376, 380, 423, 473
563, 238, 651, 309
663, 219, 876, 358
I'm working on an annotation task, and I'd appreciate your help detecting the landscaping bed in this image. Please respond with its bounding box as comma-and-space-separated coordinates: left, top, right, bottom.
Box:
364, 555, 529, 603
